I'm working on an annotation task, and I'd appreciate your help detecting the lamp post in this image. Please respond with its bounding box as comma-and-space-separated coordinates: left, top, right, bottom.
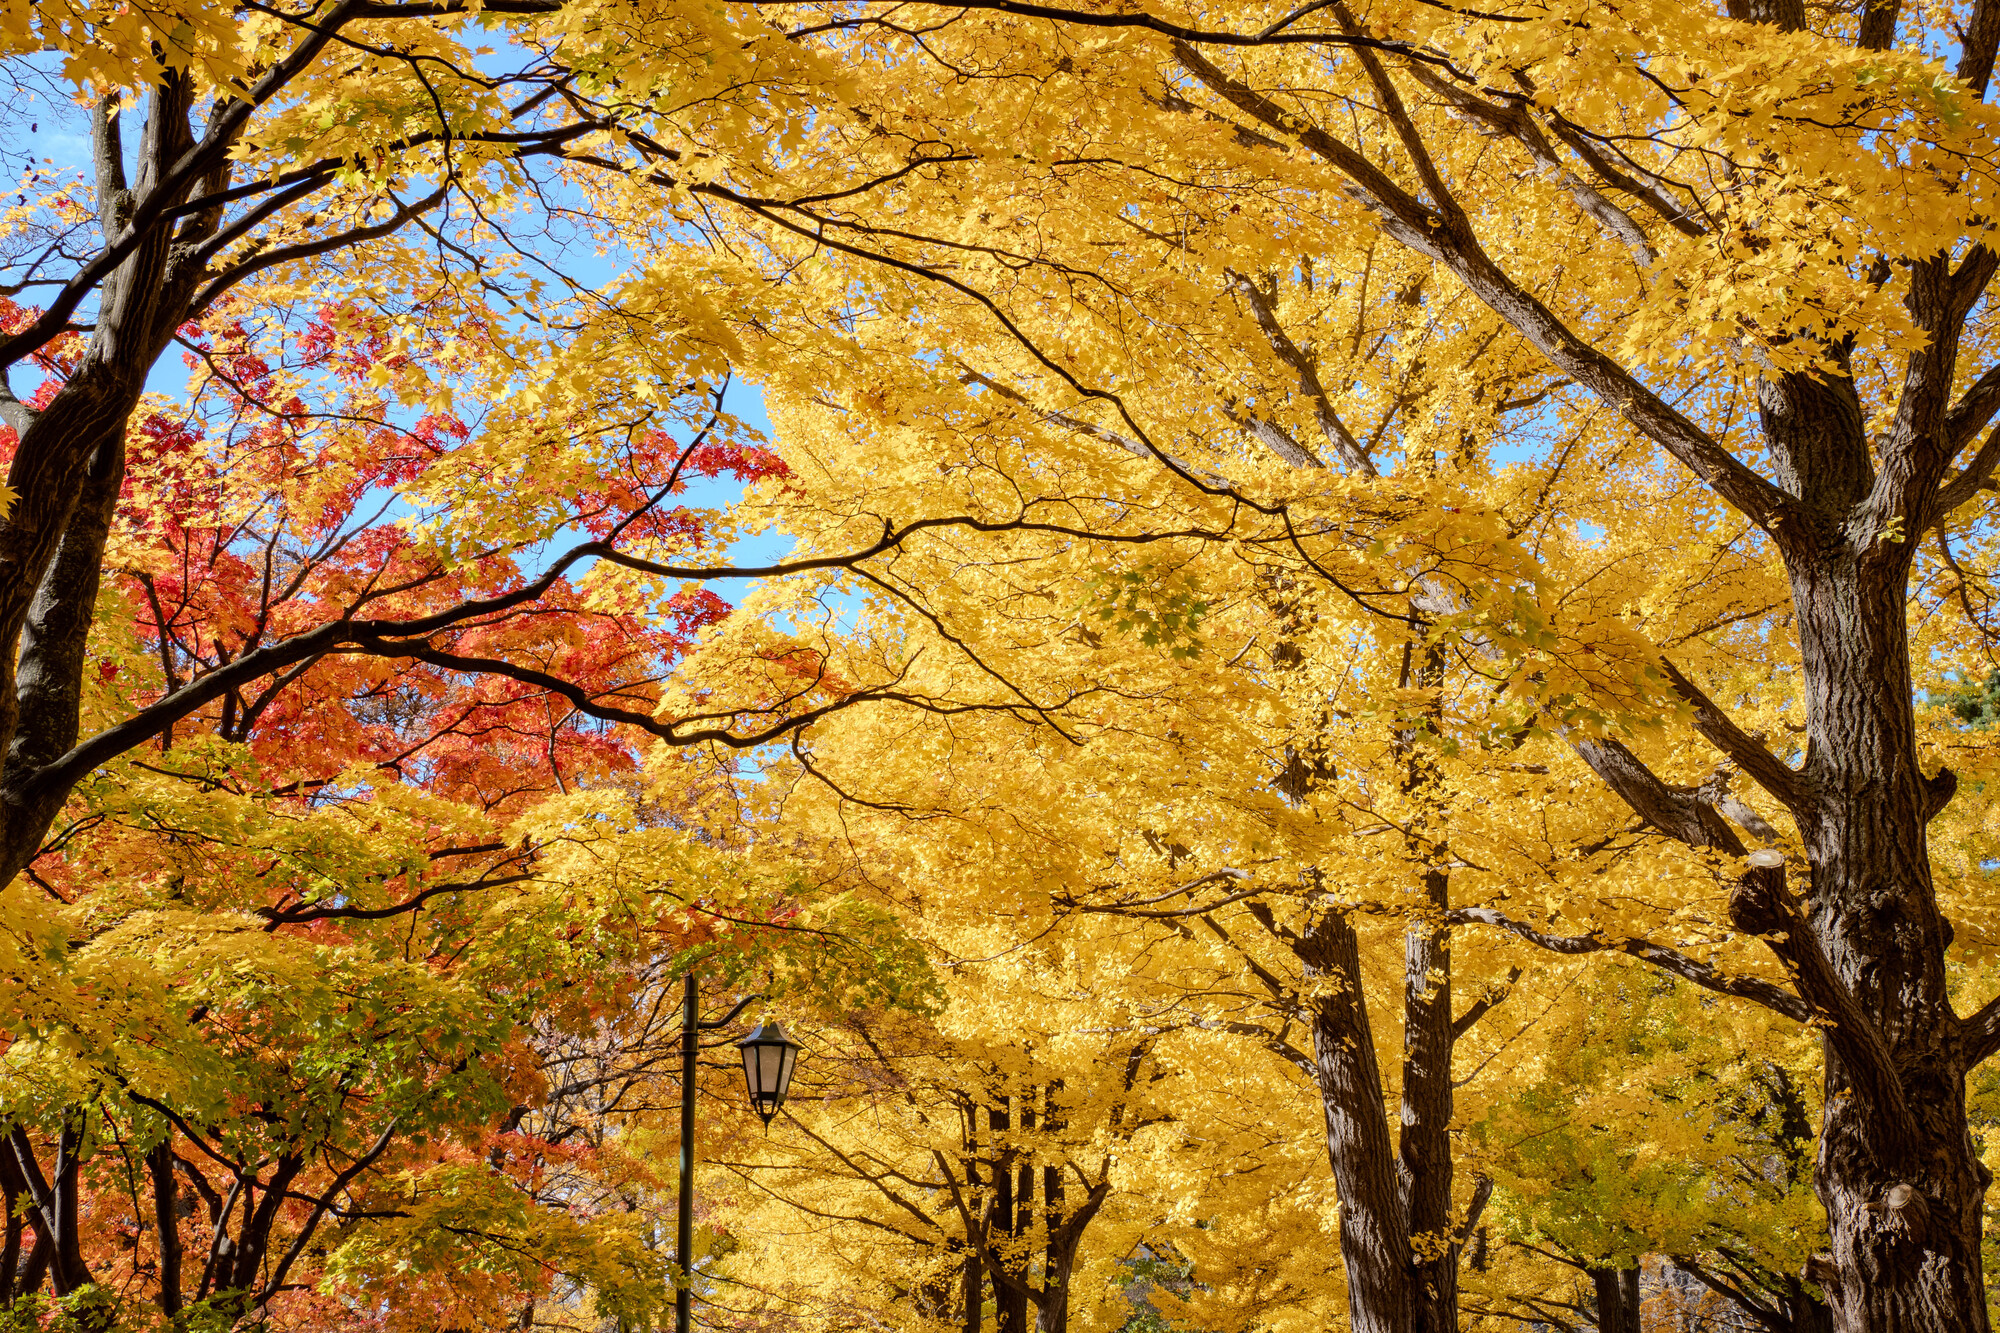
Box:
674, 975, 801, 1333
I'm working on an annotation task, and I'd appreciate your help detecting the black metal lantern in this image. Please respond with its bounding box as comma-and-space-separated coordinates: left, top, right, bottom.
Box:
736, 1020, 802, 1126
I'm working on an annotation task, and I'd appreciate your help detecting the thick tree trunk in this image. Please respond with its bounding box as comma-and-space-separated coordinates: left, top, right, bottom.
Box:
1791, 549, 1989, 1331
993, 1254, 1029, 1331
0, 76, 201, 881
1588, 1266, 1641, 1333
1395, 642, 1459, 1333
1, 422, 128, 873
1035, 1247, 1074, 1333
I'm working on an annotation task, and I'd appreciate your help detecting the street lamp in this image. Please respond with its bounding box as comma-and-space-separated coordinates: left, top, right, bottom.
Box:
735, 1020, 802, 1127
675, 976, 802, 1333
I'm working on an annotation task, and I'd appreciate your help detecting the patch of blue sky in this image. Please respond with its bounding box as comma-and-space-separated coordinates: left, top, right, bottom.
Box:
7, 50, 800, 609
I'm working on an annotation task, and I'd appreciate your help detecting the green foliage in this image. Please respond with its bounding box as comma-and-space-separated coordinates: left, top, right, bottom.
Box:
1117, 1244, 1204, 1333
1084, 565, 1210, 659
1944, 671, 2000, 729
1469, 973, 1823, 1304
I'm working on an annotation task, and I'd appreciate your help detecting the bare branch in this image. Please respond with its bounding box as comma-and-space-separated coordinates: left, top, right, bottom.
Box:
1172, 42, 1803, 542
1657, 659, 1816, 824
1447, 906, 1810, 1021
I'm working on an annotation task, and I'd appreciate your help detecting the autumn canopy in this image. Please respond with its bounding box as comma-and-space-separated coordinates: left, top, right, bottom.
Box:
1, 0, 1997, 1331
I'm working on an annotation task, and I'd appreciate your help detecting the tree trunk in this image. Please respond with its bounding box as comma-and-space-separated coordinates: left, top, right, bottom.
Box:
0, 75, 200, 881
1792, 547, 1991, 1331
1287, 641, 1476, 1333
0, 1168, 17, 1304
1039, 1091, 1068, 1333
147, 1143, 183, 1315
961, 1115, 985, 1333
994, 1259, 1030, 1332
1299, 909, 1412, 1333
1398, 645, 1459, 1333
988, 1104, 1030, 1333
1589, 1266, 1641, 1333
1035, 1247, 1073, 1333
1789, 1275, 1836, 1333
1399, 872, 1458, 1333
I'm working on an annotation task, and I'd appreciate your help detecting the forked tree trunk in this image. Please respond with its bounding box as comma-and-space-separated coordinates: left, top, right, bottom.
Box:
1589, 1266, 1641, 1333
1294, 899, 1475, 1333
1281, 633, 1478, 1333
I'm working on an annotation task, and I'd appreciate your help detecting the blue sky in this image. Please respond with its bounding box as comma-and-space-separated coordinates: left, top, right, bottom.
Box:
5, 65, 797, 604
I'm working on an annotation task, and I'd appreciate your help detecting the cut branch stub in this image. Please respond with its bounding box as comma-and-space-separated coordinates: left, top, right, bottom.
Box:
1729, 854, 1791, 939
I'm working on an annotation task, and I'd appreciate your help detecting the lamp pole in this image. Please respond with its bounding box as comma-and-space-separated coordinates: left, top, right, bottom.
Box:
673, 976, 797, 1333
676, 972, 697, 1333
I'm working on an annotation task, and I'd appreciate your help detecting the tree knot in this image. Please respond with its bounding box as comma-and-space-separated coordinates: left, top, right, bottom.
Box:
1861, 1182, 1930, 1244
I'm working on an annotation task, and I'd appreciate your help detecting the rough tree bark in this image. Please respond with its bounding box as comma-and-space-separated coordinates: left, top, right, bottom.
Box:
1589, 1266, 1641, 1333
1287, 765, 1495, 1333
1197, 287, 1504, 1333
1160, 12, 2000, 1323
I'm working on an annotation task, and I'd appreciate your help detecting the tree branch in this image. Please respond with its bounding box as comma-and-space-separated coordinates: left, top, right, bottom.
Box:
1450, 966, 1522, 1039
1931, 419, 2000, 524
257, 873, 535, 930
1446, 905, 1811, 1022
1226, 272, 1375, 475
1570, 735, 1749, 853
1961, 0, 2000, 97
1172, 41, 1803, 542
255, 1126, 396, 1305
1656, 660, 1816, 824
1960, 992, 2000, 1065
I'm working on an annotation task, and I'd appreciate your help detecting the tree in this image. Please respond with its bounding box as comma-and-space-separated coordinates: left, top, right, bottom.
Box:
712, 1003, 1157, 1333
0, 0, 1066, 889
0, 7, 1077, 1323
631, 3, 2000, 1326
1468, 971, 1831, 1333
666, 142, 1805, 1332
14, 1, 2000, 1329
683, 350, 1697, 1333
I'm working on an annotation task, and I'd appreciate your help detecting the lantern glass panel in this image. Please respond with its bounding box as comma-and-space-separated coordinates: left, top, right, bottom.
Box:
737, 1021, 801, 1125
